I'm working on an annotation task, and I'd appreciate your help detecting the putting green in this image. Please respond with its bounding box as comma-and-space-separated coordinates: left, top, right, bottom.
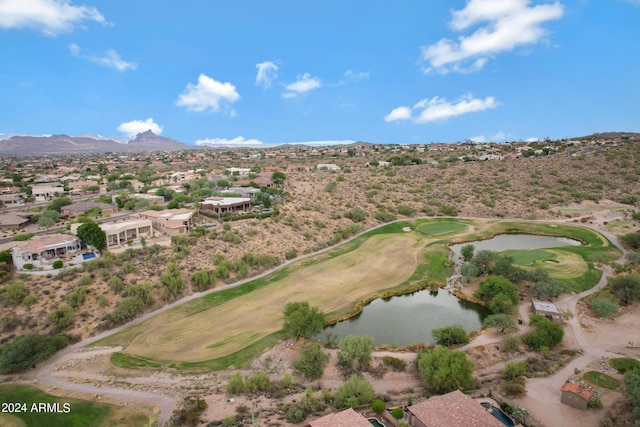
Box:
417, 221, 469, 236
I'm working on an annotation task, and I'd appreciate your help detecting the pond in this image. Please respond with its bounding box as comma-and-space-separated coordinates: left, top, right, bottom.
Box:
321, 289, 489, 347
450, 233, 581, 255
322, 233, 581, 347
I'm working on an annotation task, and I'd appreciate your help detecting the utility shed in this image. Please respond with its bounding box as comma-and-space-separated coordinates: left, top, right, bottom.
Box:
561, 382, 592, 410
531, 299, 564, 323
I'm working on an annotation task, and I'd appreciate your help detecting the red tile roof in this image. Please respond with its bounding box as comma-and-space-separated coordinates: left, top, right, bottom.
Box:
408, 390, 504, 427
308, 408, 372, 427
561, 383, 593, 401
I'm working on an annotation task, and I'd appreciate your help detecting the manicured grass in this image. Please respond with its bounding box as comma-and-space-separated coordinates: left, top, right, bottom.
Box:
609, 357, 640, 373
582, 371, 620, 389
416, 219, 469, 236
110, 352, 162, 369
0, 384, 114, 427
501, 249, 558, 266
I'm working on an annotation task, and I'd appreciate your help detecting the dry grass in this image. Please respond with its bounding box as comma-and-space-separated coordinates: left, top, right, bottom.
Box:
120, 233, 423, 362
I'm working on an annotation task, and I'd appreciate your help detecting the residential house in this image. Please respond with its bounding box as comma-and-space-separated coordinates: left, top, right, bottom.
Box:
560, 382, 592, 410
0, 194, 25, 206
31, 183, 64, 201
316, 163, 341, 171
98, 219, 153, 248
0, 212, 32, 229
406, 390, 504, 427
61, 202, 119, 217
308, 408, 371, 427
227, 187, 262, 200
133, 208, 194, 236
7, 234, 92, 271
200, 197, 252, 215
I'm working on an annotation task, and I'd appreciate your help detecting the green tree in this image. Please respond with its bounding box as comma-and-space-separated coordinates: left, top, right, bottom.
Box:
283, 302, 324, 339
0, 333, 68, 373
460, 244, 475, 262
471, 250, 497, 275
271, 171, 286, 185
474, 276, 519, 305
431, 325, 469, 347
76, 222, 107, 251
610, 273, 640, 304
482, 314, 518, 333
621, 232, 640, 250
461, 263, 479, 281
371, 399, 386, 416
38, 210, 60, 228
338, 335, 374, 373
334, 375, 375, 409
390, 407, 404, 420
294, 343, 329, 381
161, 263, 185, 297
523, 314, 564, 350
46, 197, 73, 212
489, 293, 516, 314
417, 346, 474, 394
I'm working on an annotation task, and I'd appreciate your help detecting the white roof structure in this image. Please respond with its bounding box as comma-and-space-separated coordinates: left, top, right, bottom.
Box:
201, 197, 251, 207
532, 299, 561, 314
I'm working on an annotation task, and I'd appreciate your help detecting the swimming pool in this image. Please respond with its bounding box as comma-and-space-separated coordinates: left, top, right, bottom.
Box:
368, 418, 384, 427
480, 402, 516, 427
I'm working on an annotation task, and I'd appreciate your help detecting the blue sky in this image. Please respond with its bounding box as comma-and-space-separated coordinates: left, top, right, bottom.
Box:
0, 0, 638, 147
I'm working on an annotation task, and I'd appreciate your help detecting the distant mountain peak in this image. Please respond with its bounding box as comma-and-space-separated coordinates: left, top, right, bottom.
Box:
130, 130, 159, 142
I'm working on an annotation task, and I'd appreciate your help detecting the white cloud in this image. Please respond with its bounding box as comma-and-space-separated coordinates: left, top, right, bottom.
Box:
421, 0, 564, 74
385, 94, 498, 124
0, 0, 105, 36
384, 106, 413, 122
176, 74, 240, 113
195, 136, 264, 147
69, 43, 137, 71
469, 131, 508, 142
526, 137, 540, 142
282, 73, 321, 98
255, 61, 278, 88
283, 139, 356, 147
117, 118, 163, 139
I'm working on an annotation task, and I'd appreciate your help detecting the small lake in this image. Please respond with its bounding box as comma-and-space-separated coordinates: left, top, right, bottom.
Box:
323, 233, 581, 347
322, 290, 489, 347
450, 233, 581, 255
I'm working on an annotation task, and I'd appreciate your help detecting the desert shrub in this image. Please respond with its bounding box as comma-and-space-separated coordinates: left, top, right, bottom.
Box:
431, 325, 469, 346
609, 273, 640, 304
0, 283, 27, 306
226, 372, 245, 395
503, 361, 527, 380
382, 356, 406, 372
502, 377, 527, 397
344, 207, 366, 223
1, 316, 20, 332
439, 205, 458, 216
191, 270, 216, 291
397, 205, 417, 216
294, 343, 329, 381
417, 346, 474, 393
590, 297, 619, 318
107, 276, 125, 294
286, 407, 306, 423
65, 286, 87, 308
502, 335, 522, 352
338, 335, 373, 373
334, 375, 375, 409
620, 232, 640, 250
47, 305, 75, 331
79, 274, 93, 286
284, 249, 298, 260
52, 260, 63, 269
324, 182, 337, 192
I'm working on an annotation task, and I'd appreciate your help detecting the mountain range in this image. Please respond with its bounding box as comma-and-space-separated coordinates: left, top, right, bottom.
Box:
0, 131, 191, 156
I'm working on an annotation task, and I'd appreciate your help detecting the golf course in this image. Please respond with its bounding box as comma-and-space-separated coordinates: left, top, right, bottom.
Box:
97, 218, 621, 370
